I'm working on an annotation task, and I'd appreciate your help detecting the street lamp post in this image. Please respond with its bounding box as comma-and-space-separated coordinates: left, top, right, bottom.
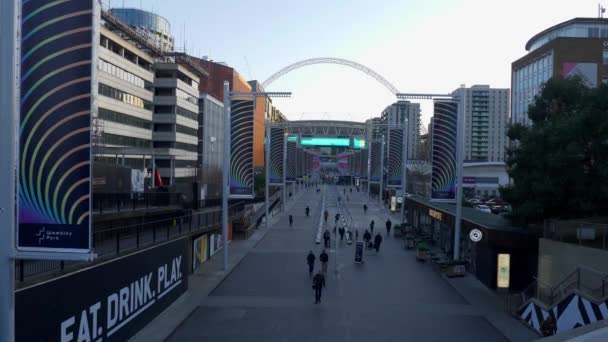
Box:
379, 134, 385, 205
0, 0, 17, 340
400, 118, 408, 223
397, 91, 465, 261
282, 131, 287, 211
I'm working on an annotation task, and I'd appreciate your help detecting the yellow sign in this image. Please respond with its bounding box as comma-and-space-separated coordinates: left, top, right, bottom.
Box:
390, 196, 396, 211
429, 209, 443, 221
497, 253, 510, 288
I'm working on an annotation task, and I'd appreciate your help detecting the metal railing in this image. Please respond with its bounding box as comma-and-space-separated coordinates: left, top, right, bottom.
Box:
15, 207, 229, 284
517, 265, 608, 309
92, 192, 184, 214
545, 219, 608, 250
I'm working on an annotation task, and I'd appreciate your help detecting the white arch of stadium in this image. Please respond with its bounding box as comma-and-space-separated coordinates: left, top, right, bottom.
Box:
262, 57, 402, 96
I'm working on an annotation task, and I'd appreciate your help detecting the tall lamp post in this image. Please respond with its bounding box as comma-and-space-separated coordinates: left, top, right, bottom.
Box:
222, 82, 291, 271
397, 91, 465, 261
0, 0, 17, 340
400, 118, 408, 223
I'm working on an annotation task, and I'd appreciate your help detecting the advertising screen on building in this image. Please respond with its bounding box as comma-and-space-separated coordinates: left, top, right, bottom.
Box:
387, 128, 403, 188
300, 137, 350, 147
353, 138, 366, 149
230, 99, 255, 198
431, 100, 458, 201
268, 127, 284, 185
497, 253, 511, 289
18, 0, 95, 253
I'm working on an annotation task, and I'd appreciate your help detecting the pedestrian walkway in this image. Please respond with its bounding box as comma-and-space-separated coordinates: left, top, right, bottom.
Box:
136, 184, 538, 342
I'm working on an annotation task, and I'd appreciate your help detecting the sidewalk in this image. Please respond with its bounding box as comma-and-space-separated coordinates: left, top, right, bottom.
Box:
357, 190, 538, 342
130, 187, 309, 342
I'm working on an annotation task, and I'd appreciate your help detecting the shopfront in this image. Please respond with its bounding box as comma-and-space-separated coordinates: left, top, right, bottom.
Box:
406, 197, 539, 292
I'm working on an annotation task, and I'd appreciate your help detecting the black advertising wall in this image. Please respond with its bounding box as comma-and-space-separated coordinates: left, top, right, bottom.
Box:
16, 238, 188, 341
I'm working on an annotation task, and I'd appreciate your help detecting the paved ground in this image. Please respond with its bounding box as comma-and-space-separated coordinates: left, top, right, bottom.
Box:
165, 185, 537, 342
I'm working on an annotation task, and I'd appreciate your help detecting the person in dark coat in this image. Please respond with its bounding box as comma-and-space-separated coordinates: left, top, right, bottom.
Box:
335, 213, 340, 224
363, 230, 372, 249
306, 250, 316, 276
374, 233, 383, 252
386, 219, 392, 236
363, 204, 367, 213
323, 230, 331, 248
319, 249, 329, 273
289, 214, 293, 227
369, 220, 375, 234
339, 226, 345, 241
312, 271, 326, 304
324, 210, 329, 222
305, 206, 310, 217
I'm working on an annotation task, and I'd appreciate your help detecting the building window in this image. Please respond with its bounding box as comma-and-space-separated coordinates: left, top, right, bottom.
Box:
176, 124, 197, 136
102, 133, 151, 148
98, 83, 153, 110
176, 106, 198, 121
176, 88, 198, 105
98, 107, 151, 130
98, 59, 152, 90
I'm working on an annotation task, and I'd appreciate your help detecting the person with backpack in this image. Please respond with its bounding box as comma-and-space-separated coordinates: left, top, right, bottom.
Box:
323, 230, 331, 248
369, 220, 375, 234
374, 232, 383, 253
305, 206, 310, 217
312, 271, 326, 304
319, 249, 329, 273
386, 219, 392, 236
306, 250, 316, 277
289, 214, 293, 227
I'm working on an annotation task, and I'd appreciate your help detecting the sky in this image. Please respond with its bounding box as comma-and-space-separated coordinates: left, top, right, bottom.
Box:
106, 0, 603, 126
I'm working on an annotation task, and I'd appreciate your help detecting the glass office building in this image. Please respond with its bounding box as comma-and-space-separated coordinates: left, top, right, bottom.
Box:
109, 8, 174, 51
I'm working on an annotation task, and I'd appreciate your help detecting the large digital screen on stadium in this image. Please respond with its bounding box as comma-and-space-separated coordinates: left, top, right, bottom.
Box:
353, 138, 366, 149
300, 137, 350, 147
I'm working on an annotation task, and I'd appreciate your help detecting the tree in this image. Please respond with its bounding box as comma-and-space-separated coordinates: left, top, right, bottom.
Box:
500, 76, 608, 226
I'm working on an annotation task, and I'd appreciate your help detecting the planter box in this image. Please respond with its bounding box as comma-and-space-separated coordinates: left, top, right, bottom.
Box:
405, 239, 415, 249
445, 264, 466, 277
416, 249, 428, 261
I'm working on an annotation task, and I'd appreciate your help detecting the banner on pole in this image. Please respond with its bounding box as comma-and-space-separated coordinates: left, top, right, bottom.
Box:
286, 141, 297, 182
17, 0, 95, 254
369, 141, 381, 183
387, 128, 404, 188
268, 127, 284, 185
230, 99, 255, 198
430, 100, 458, 201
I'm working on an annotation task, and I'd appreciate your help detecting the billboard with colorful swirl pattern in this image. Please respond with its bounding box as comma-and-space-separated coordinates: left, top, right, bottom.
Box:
229, 99, 255, 198
18, 0, 95, 252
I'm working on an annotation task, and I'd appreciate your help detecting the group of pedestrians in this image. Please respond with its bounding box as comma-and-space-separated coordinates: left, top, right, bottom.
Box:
307, 250, 329, 304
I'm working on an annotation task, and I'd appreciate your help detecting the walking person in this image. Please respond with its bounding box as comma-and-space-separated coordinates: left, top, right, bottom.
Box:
324, 210, 329, 222
374, 232, 383, 253
386, 219, 392, 236
339, 226, 345, 241
312, 271, 326, 304
369, 220, 375, 235
363, 230, 372, 250
323, 230, 331, 248
289, 214, 293, 227
320, 249, 329, 273
363, 204, 367, 214
355, 229, 359, 240
305, 206, 310, 217
306, 250, 316, 277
